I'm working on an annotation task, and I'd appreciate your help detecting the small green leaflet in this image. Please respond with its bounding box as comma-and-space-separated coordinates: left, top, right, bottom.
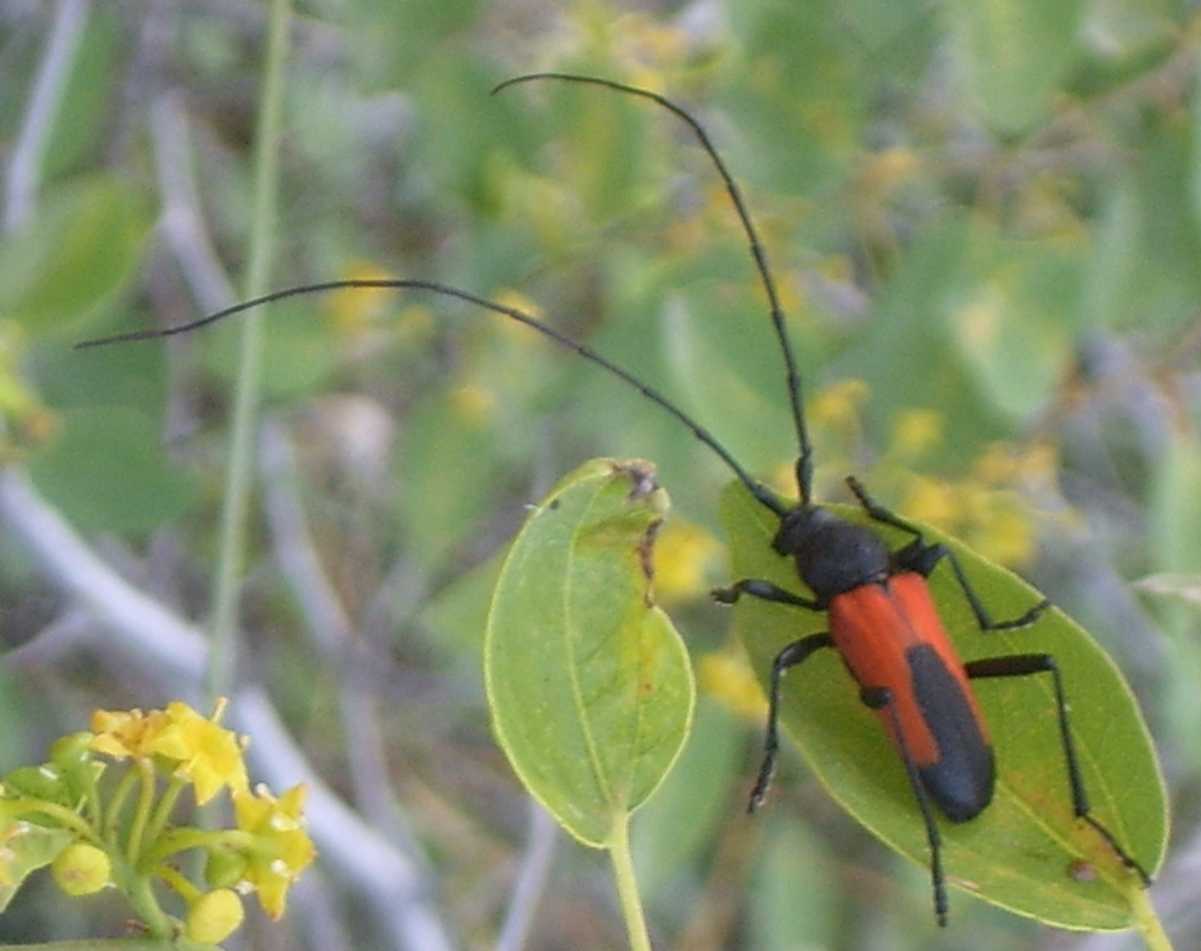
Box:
0, 820, 74, 913
720, 482, 1167, 929
486, 459, 695, 847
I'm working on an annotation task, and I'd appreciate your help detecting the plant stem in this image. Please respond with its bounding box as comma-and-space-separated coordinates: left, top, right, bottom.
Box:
126, 874, 171, 939
206, 0, 292, 700
104, 770, 137, 845
141, 827, 255, 867
142, 776, 185, 849
1132, 885, 1174, 951
6, 799, 98, 843
125, 759, 156, 863
607, 812, 651, 951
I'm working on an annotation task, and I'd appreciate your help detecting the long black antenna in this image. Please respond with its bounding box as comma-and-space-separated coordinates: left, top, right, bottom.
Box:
75, 279, 789, 516
492, 72, 814, 505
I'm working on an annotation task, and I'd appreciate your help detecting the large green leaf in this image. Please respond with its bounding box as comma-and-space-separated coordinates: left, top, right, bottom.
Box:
944, 0, 1083, 134
486, 458, 695, 847
0, 176, 153, 333
720, 482, 1166, 928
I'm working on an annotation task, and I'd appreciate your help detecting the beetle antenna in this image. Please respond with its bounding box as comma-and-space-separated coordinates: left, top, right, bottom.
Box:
492, 72, 814, 505
75, 278, 788, 516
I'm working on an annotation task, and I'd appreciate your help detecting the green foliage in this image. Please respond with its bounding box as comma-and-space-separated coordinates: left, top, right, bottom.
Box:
749, 818, 838, 951
944, 0, 1085, 134
721, 482, 1167, 928
0, 825, 73, 915
0, 176, 152, 334
28, 408, 198, 533
5, 0, 1199, 945
486, 459, 694, 847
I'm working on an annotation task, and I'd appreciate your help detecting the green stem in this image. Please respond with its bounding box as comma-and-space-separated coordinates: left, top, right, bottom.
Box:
126, 874, 171, 939
82, 759, 102, 830
142, 776, 185, 848
607, 812, 651, 951
125, 759, 156, 863
104, 770, 137, 845
141, 827, 255, 868
1132, 886, 1174, 951
156, 863, 201, 903
5, 799, 98, 843
206, 0, 292, 700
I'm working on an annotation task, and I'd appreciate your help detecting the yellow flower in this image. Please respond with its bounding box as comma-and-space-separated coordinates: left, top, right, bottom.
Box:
810, 379, 870, 430
322, 261, 395, 331
900, 476, 958, 529
655, 519, 722, 602
146, 700, 249, 806
233, 784, 316, 920
90, 708, 168, 760
698, 650, 767, 723
449, 383, 496, 427
890, 409, 944, 461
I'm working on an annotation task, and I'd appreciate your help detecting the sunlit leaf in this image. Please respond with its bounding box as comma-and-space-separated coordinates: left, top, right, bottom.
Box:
720, 482, 1166, 928
486, 458, 694, 846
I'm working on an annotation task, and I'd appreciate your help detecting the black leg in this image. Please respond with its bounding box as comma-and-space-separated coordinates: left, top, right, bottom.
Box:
748, 633, 833, 812
713, 578, 822, 611
860, 685, 948, 928
847, 476, 1050, 633
846, 475, 923, 539
936, 550, 1050, 633
965, 654, 1150, 885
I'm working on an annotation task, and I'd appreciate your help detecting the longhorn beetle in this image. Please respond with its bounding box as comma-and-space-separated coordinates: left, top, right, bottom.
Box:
77, 72, 1152, 926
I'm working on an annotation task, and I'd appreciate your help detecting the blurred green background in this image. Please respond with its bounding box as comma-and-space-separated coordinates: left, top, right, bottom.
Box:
1, 0, 1199, 948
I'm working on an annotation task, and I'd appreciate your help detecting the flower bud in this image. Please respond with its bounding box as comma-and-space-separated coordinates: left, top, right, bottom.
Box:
186, 888, 245, 944
204, 847, 249, 889
49, 733, 94, 770
51, 842, 110, 896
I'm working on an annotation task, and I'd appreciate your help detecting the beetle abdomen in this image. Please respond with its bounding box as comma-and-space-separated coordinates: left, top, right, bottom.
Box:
830, 575, 995, 823
909, 643, 995, 821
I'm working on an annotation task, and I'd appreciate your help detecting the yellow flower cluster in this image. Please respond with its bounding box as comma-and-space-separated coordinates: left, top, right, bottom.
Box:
86, 699, 316, 927
90, 698, 248, 805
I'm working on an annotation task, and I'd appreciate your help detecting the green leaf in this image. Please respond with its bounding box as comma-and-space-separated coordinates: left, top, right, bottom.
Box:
395, 384, 509, 573
0, 819, 74, 913
749, 817, 838, 951
944, 0, 1083, 134
720, 482, 1166, 928
28, 408, 198, 533
486, 458, 695, 847
633, 699, 743, 901
0, 176, 153, 333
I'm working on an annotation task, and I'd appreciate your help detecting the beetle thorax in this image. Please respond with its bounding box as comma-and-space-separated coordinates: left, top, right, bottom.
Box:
772, 505, 891, 598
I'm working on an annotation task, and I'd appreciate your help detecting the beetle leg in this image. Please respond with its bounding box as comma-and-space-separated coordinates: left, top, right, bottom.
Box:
748, 633, 833, 812
966, 654, 1151, 885
712, 578, 822, 610
932, 548, 1050, 632
846, 475, 924, 538
860, 685, 949, 928
846, 476, 1051, 632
